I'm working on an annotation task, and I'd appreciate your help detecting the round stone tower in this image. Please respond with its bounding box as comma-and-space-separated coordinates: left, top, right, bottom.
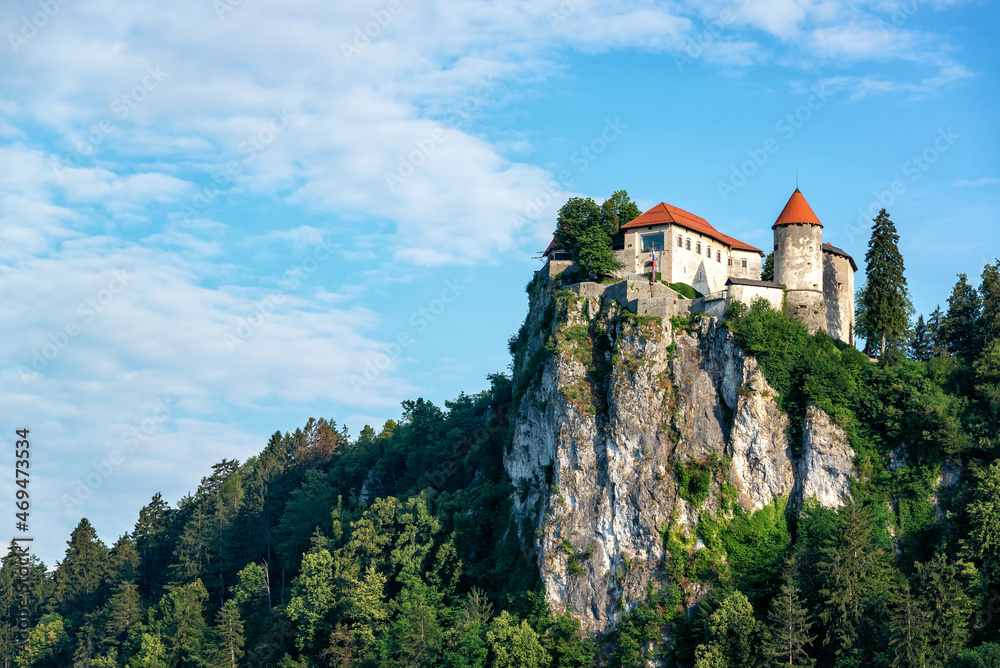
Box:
772, 189, 827, 333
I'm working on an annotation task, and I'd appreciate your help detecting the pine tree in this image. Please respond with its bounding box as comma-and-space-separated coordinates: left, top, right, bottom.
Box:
927, 306, 945, 356
910, 315, 933, 361
156, 579, 209, 667
941, 273, 983, 360
106, 535, 140, 589
209, 600, 245, 668
816, 503, 892, 660
980, 260, 1000, 348
51, 519, 110, 624
763, 581, 816, 667
914, 553, 974, 666
856, 209, 913, 355
888, 584, 929, 668
102, 583, 144, 647
134, 493, 173, 599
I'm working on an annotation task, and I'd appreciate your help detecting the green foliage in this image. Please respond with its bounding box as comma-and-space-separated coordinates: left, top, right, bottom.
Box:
762, 251, 775, 281
722, 499, 791, 610
15, 614, 71, 668
674, 455, 725, 507
762, 579, 815, 667
856, 208, 914, 355
669, 282, 703, 299
694, 590, 762, 668
942, 273, 984, 360
13, 250, 1000, 668
487, 611, 551, 668
910, 314, 934, 361
553, 196, 624, 280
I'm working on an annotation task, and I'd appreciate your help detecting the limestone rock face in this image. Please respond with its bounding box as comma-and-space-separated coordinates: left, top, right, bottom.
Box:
504, 284, 855, 634
798, 405, 855, 509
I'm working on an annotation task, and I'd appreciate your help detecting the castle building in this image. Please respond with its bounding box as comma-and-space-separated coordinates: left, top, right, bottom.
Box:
615, 202, 764, 295
770, 189, 857, 343
541, 189, 857, 345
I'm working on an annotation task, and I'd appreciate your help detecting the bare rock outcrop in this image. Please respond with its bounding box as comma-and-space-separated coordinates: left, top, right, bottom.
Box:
504, 282, 855, 634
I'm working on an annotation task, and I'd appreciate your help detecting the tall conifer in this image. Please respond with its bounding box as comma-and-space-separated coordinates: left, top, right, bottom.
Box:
763, 580, 815, 667
979, 260, 1000, 348
856, 209, 913, 355
910, 315, 933, 362
941, 273, 983, 360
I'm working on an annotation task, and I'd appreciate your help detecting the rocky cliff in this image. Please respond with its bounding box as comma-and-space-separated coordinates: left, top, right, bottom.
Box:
504, 276, 856, 634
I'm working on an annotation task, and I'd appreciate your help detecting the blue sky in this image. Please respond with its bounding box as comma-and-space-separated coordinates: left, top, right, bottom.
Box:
1, 0, 997, 564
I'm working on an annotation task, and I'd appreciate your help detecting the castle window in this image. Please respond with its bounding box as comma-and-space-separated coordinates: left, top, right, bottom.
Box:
677, 235, 683, 248
741, 259, 748, 269
686, 239, 691, 250
717, 251, 721, 263
728, 258, 733, 266
707, 246, 712, 257
640, 232, 663, 252
696, 242, 702, 253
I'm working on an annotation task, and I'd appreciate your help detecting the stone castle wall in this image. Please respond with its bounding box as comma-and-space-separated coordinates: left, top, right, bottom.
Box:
775, 224, 827, 334
823, 252, 855, 344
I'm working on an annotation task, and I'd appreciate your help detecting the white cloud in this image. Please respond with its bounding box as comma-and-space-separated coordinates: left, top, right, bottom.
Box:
955, 177, 1000, 187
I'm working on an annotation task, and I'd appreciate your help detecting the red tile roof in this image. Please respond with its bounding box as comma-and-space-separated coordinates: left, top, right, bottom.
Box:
772, 188, 823, 229
620, 202, 764, 255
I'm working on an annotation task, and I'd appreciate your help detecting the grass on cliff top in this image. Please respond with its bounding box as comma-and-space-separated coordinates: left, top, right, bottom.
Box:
668, 281, 702, 299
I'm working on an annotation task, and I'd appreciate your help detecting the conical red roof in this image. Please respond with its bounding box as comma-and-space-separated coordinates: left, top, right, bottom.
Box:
772, 189, 823, 229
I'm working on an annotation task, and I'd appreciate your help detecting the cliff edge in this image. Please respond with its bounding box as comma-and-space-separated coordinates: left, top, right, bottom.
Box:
504, 274, 856, 634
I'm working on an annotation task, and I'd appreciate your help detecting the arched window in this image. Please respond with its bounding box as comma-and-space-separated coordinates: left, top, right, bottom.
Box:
677, 235, 683, 248
685, 239, 691, 250
717, 251, 722, 262
696, 242, 702, 253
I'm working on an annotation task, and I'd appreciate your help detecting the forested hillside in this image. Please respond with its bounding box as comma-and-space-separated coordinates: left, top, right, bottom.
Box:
3, 258, 1000, 668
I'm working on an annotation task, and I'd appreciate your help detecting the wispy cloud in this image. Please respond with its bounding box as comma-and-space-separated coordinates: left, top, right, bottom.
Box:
954, 177, 1000, 187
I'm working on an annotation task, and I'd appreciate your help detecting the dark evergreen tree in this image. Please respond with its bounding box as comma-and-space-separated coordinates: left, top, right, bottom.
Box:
102, 583, 144, 649
910, 314, 934, 361
887, 584, 929, 668
941, 273, 983, 360
50, 519, 110, 627
762, 580, 815, 667
927, 305, 945, 355
134, 493, 173, 598
816, 502, 893, 661
913, 553, 974, 666
155, 579, 210, 668
980, 260, 1000, 348
856, 209, 913, 355
208, 600, 245, 668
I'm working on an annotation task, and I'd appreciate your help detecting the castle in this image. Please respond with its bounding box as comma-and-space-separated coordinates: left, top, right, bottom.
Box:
542, 189, 858, 345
